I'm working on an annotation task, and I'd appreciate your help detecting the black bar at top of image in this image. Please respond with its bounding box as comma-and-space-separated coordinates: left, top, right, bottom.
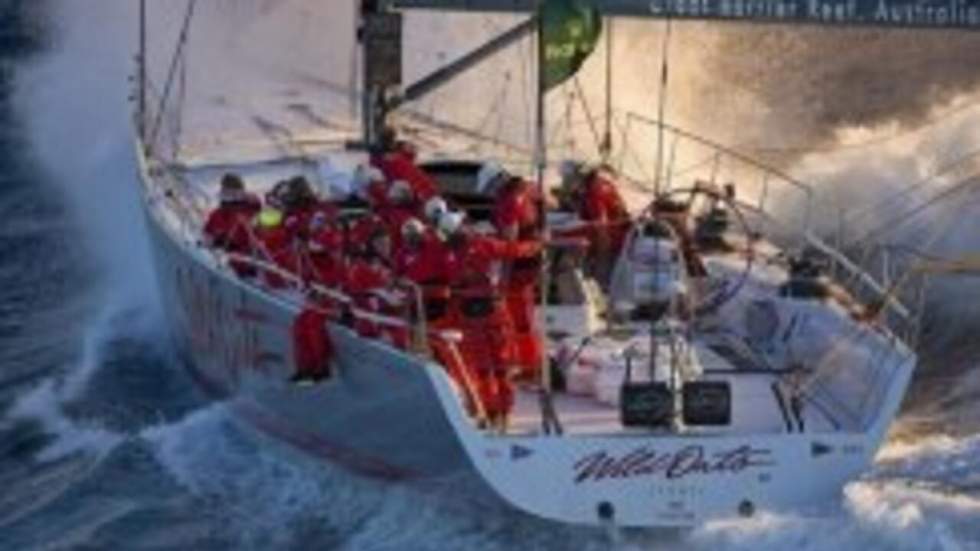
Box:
389, 0, 980, 31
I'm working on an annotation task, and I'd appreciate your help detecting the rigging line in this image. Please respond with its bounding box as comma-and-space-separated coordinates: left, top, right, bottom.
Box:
149, 0, 199, 153
653, 17, 672, 199
519, 20, 533, 151
562, 87, 575, 153
399, 109, 531, 155
492, 74, 513, 149
857, 174, 980, 249
906, 192, 980, 266
610, 113, 655, 185
615, 109, 632, 174
665, 132, 679, 191
843, 148, 980, 229
602, 16, 613, 159
174, 41, 189, 157
472, 74, 511, 141
626, 112, 814, 198
856, 198, 978, 329
572, 76, 604, 159
667, 151, 724, 184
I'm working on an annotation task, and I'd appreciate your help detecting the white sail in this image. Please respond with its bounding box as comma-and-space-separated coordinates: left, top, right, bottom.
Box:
143, 1, 360, 165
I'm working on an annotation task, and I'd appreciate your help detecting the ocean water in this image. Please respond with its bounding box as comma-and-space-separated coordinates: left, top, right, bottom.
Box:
1, 1, 979, 550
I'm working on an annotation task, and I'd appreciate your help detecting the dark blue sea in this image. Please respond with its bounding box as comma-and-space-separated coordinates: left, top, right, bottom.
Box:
2, 1, 980, 549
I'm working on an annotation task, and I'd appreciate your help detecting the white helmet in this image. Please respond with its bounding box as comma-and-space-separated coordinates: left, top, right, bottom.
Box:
476, 161, 506, 194
423, 196, 449, 224
401, 217, 426, 240
387, 179, 414, 204
438, 210, 466, 237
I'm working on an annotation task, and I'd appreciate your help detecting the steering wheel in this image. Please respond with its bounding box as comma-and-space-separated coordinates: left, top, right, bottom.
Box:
641, 184, 756, 317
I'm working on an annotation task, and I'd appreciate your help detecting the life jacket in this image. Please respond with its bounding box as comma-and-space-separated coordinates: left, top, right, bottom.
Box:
285, 202, 340, 240
376, 150, 439, 204
580, 172, 631, 253
204, 198, 261, 251
307, 223, 346, 288
470, 236, 544, 379
347, 214, 387, 257
492, 178, 544, 287
363, 179, 391, 210
580, 173, 628, 221
205, 199, 262, 277
394, 231, 452, 322
444, 235, 541, 373
291, 307, 333, 380
253, 221, 295, 289
492, 178, 541, 241
344, 256, 391, 338
381, 206, 419, 253
442, 235, 539, 418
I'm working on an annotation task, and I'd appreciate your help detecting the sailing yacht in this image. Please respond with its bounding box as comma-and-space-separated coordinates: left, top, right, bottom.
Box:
132, 0, 938, 527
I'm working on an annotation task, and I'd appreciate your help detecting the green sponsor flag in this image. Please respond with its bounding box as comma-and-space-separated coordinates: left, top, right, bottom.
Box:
540, 0, 602, 92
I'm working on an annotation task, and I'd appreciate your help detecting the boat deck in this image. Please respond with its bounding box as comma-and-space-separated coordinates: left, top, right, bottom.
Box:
509, 371, 843, 436
161, 155, 904, 441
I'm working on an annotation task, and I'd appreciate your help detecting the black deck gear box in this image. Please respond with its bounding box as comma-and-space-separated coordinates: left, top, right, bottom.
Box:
682, 381, 732, 426
620, 381, 673, 427
618, 354, 673, 427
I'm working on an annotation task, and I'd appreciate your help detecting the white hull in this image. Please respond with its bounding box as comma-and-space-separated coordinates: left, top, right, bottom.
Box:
137, 148, 916, 528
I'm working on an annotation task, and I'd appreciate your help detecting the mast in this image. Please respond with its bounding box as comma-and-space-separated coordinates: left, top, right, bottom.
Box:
358, 0, 403, 149
359, 0, 380, 148
535, 0, 560, 435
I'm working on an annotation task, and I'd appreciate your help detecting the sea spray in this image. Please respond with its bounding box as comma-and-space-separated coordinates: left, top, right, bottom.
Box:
4, 2, 980, 549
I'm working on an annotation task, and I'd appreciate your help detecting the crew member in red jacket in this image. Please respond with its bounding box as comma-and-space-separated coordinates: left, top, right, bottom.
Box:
394, 218, 447, 285
291, 305, 333, 385
344, 217, 394, 339
203, 173, 262, 276
560, 160, 632, 287
381, 180, 423, 252
252, 208, 296, 289
439, 211, 542, 431
477, 161, 544, 381
372, 128, 439, 204
392, 218, 453, 350
271, 176, 336, 241
352, 165, 389, 210
305, 211, 346, 289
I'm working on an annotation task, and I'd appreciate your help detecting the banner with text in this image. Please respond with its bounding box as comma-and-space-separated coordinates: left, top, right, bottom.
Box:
392, 0, 980, 31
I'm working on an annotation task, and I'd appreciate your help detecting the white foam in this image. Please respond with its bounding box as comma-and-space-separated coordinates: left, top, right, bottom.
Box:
142, 403, 394, 548
5, 380, 122, 464
682, 437, 980, 551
